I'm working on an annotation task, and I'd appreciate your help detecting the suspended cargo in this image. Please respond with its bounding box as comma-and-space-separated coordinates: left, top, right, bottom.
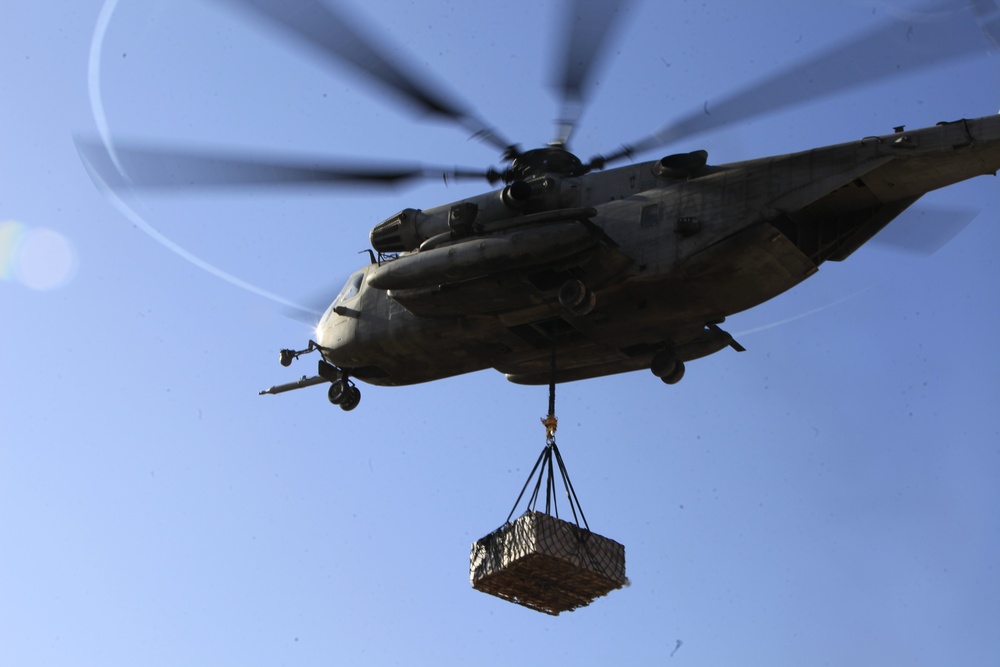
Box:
470, 510, 627, 615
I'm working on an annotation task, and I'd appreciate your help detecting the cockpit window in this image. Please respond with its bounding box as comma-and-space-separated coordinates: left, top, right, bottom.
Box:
335, 272, 364, 304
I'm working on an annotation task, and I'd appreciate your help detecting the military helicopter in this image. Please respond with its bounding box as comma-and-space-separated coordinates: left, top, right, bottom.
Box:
78, 0, 1000, 412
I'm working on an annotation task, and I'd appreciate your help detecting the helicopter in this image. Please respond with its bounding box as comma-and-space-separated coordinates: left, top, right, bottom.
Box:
78, 0, 1000, 412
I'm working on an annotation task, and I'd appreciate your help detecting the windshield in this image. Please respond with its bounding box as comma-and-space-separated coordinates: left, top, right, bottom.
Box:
318, 271, 365, 327
334, 272, 364, 305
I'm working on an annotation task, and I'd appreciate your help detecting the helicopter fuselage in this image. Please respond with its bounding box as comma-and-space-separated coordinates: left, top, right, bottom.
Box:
293, 115, 1000, 398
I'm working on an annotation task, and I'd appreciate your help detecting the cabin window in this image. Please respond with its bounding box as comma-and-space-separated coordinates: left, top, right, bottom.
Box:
335, 272, 364, 304
640, 204, 660, 228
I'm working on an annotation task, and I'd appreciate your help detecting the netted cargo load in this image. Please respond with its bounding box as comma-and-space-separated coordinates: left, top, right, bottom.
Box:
471, 510, 627, 615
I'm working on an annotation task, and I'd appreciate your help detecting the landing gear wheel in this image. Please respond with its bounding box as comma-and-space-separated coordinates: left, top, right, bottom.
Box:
339, 386, 361, 412
661, 360, 685, 385
650, 351, 678, 378
559, 279, 587, 308
572, 290, 597, 316
327, 379, 348, 405
279, 349, 295, 367
651, 351, 686, 385
558, 279, 596, 315
328, 379, 361, 410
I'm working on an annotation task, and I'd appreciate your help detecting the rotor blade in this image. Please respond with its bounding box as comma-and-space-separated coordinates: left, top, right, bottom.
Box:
872, 205, 980, 255
551, 0, 633, 146
597, 0, 996, 165
282, 284, 339, 324
208, 0, 514, 153
75, 138, 494, 191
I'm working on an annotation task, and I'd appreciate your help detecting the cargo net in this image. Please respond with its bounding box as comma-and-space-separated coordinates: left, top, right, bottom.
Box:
470, 440, 627, 615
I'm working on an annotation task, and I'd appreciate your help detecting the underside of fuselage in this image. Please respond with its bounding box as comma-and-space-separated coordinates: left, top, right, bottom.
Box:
314, 217, 847, 386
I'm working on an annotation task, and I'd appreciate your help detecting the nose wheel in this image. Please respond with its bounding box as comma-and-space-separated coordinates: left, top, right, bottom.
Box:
327, 378, 362, 411
265, 343, 362, 411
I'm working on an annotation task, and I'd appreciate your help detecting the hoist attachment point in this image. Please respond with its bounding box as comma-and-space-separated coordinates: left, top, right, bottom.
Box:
541, 415, 558, 440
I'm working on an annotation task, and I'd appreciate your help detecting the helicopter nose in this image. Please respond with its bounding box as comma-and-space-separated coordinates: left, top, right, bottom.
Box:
315, 304, 358, 358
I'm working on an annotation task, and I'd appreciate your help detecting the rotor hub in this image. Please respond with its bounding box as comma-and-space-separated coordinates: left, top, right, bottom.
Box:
508, 147, 589, 182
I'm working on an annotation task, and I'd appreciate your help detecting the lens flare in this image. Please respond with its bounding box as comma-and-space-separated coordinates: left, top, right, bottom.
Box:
0, 220, 24, 280
0, 220, 78, 290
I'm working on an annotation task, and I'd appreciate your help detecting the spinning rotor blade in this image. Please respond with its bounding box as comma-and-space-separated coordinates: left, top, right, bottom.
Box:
209, 0, 514, 153
552, 0, 633, 147
76, 139, 496, 191
873, 205, 980, 255
598, 0, 997, 165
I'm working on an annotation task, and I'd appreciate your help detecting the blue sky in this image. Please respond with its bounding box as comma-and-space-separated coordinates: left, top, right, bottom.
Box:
3, 1, 999, 665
